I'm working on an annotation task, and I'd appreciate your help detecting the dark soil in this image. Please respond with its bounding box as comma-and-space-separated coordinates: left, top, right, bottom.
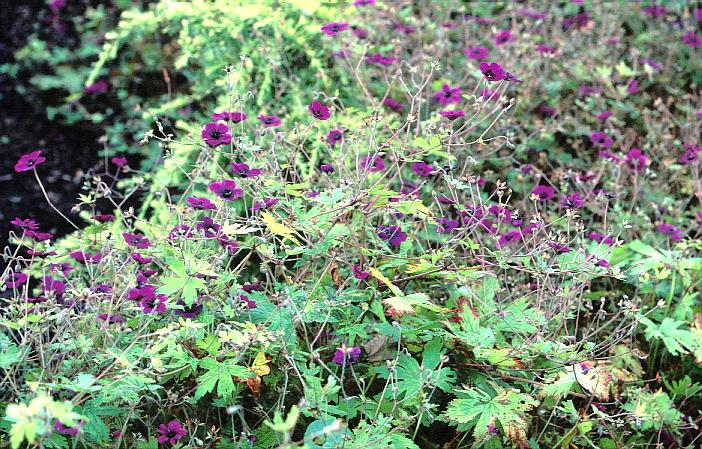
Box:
0, 0, 104, 252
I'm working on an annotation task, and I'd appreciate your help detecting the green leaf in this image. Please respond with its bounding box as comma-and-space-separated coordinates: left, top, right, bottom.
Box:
195, 358, 251, 400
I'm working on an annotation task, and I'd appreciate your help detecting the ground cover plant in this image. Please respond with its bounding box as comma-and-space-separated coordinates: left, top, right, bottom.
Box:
2, 1, 702, 448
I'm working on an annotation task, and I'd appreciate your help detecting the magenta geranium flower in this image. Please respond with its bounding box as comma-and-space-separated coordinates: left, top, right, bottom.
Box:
156, 420, 186, 445
377, 225, 407, 247
382, 98, 404, 111
26, 230, 52, 241
111, 155, 128, 168
321, 22, 349, 36
332, 346, 362, 365
479, 62, 506, 82
411, 162, 434, 177
433, 84, 462, 105
643, 5, 666, 18
197, 216, 221, 239
479, 88, 500, 101
92, 214, 115, 222
366, 53, 397, 65
140, 294, 167, 314
361, 155, 385, 172
464, 46, 488, 60
596, 111, 612, 121
624, 148, 648, 172
201, 122, 232, 147
657, 223, 683, 241
15, 150, 46, 172
548, 242, 572, 254
679, 145, 700, 165
439, 110, 465, 120
131, 253, 153, 264
208, 180, 243, 201
536, 44, 557, 55
54, 420, 84, 436
218, 234, 238, 253
257, 115, 281, 127
211, 111, 247, 122
187, 196, 217, 210
437, 218, 459, 233
308, 101, 331, 120
589, 232, 614, 245
531, 185, 556, 202
352, 27, 367, 39
123, 232, 151, 249
168, 224, 194, 241
326, 129, 344, 146
353, 0, 375, 6
626, 79, 638, 94
352, 264, 369, 280
230, 162, 261, 178
590, 131, 613, 149
128, 285, 157, 302
561, 193, 584, 209
683, 32, 702, 49
497, 230, 522, 247
494, 29, 514, 46
174, 299, 203, 318
3, 272, 28, 289
320, 163, 334, 173
252, 197, 280, 212
11, 217, 39, 231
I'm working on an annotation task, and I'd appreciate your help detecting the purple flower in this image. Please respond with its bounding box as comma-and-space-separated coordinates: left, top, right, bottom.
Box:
479, 88, 500, 101
596, 111, 612, 121
683, 32, 702, 49
548, 241, 571, 253
439, 110, 465, 120
174, 299, 203, 318
352, 265, 369, 280
99, 313, 125, 324
230, 162, 261, 178
411, 162, 434, 177
479, 62, 506, 82
257, 115, 281, 127
326, 129, 344, 146
309, 101, 331, 120
589, 232, 614, 245
238, 293, 256, 309
624, 148, 648, 172
15, 150, 46, 172
352, 27, 367, 39
123, 232, 151, 249
84, 80, 108, 94
156, 421, 187, 445
11, 217, 39, 231
626, 79, 638, 94
657, 223, 683, 241
494, 29, 514, 46
131, 253, 153, 264
168, 224, 194, 241
211, 111, 247, 123
197, 216, 221, 238
252, 197, 280, 212
382, 98, 404, 111
377, 225, 407, 247
26, 230, 53, 241
54, 420, 83, 436
187, 196, 217, 210
209, 180, 243, 201
320, 163, 334, 173
433, 84, 462, 105
128, 285, 157, 302
536, 44, 558, 55
695, 8, 702, 22
394, 23, 414, 35
487, 205, 512, 222
539, 105, 557, 117
437, 218, 459, 233
464, 46, 489, 60
640, 58, 660, 71
679, 145, 700, 165
590, 132, 613, 149
92, 214, 115, 222
332, 346, 362, 365
520, 8, 546, 19
362, 155, 385, 172
366, 53, 397, 65
70, 251, 102, 264
531, 185, 555, 202
141, 294, 167, 314
643, 6, 666, 18
3, 272, 28, 289
111, 156, 128, 168
201, 122, 232, 147
353, 0, 375, 6
561, 193, 584, 209
497, 230, 522, 247
218, 234, 238, 253
321, 22, 349, 36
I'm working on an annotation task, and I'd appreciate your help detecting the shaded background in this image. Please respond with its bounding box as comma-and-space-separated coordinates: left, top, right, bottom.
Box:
0, 0, 103, 251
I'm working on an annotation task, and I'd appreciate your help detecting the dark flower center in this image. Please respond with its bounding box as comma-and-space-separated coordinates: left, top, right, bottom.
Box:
220, 189, 232, 197
210, 131, 221, 139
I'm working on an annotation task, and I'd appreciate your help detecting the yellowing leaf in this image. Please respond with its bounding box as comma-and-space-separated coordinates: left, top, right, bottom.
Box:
570, 362, 612, 401
250, 352, 271, 377
368, 267, 403, 297
261, 212, 301, 244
